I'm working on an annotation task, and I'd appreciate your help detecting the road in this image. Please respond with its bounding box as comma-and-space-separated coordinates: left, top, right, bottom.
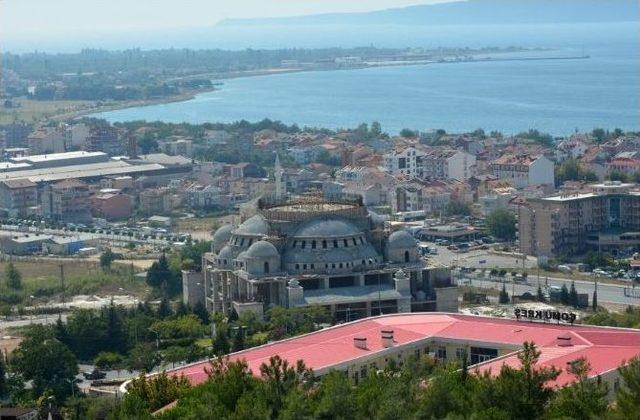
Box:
461, 274, 639, 306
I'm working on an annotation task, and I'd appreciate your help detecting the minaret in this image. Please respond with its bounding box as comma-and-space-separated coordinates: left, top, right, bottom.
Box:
275, 153, 285, 200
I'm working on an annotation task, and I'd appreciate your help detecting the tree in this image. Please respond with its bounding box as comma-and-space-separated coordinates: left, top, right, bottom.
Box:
212, 324, 230, 356
122, 371, 191, 415
546, 357, 608, 419
147, 253, 178, 295
569, 281, 579, 308
554, 159, 597, 186
314, 370, 356, 419
126, 343, 160, 373
94, 352, 123, 371
4, 262, 22, 290
192, 301, 209, 325
499, 283, 510, 304
485, 209, 516, 241
99, 248, 116, 271
399, 128, 417, 138
157, 297, 173, 319
445, 200, 471, 216
536, 285, 546, 302
0, 352, 7, 399
560, 284, 570, 305
10, 325, 79, 401
103, 300, 127, 354
592, 289, 598, 311
232, 328, 245, 352
592, 128, 607, 142
613, 356, 640, 418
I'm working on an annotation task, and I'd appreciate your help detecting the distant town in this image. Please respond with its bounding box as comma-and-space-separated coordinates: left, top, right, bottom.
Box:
0, 112, 639, 416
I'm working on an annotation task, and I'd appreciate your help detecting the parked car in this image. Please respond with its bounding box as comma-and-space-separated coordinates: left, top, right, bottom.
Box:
83, 369, 106, 380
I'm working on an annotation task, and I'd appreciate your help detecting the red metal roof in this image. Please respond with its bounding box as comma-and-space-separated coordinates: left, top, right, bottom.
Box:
168, 313, 640, 387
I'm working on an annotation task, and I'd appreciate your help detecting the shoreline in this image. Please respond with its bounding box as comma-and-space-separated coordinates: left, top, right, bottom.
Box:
78, 53, 589, 121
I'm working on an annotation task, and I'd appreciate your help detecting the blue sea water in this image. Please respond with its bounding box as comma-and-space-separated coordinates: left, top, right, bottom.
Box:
93, 22, 639, 136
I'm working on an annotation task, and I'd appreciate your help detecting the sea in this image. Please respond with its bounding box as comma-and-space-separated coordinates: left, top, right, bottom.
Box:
89, 22, 639, 136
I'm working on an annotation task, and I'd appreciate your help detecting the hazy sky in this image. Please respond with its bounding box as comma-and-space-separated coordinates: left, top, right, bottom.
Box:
1, 0, 451, 39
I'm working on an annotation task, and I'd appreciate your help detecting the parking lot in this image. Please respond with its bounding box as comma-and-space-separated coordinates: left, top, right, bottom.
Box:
420, 240, 538, 270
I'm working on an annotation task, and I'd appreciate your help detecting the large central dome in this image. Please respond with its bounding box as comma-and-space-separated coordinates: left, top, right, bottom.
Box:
293, 219, 362, 238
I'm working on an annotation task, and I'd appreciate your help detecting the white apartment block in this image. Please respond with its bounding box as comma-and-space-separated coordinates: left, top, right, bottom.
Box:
491, 154, 554, 188
423, 149, 476, 181
384, 147, 425, 178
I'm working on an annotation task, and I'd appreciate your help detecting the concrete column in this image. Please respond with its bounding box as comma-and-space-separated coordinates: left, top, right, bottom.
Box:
323, 277, 330, 289
357, 274, 365, 287
365, 300, 372, 317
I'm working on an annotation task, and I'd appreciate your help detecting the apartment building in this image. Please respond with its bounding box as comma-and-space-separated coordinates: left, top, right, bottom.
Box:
384, 147, 425, 178
139, 188, 172, 216
491, 154, 554, 188
519, 182, 640, 258
41, 179, 92, 223
27, 127, 67, 155
0, 179, 38, 217
422, 149, 476, 181
85, 125, 123, 156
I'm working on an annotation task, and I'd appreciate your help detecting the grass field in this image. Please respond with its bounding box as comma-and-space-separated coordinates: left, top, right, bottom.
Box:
0, 259, 148, 304
0, 98, 95, 124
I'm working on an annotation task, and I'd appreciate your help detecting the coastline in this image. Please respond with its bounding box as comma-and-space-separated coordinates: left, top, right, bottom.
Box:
78, 53, 588, 121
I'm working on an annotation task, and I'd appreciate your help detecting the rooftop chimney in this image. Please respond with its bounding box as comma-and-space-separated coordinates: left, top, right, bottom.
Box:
353, 337, 367, 350
381, 329, 394, 348
557, 333, 573, 347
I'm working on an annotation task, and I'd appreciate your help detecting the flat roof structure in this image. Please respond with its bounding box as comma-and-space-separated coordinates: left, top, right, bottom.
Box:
0, 161, 166, 184
165, 313, 640, 388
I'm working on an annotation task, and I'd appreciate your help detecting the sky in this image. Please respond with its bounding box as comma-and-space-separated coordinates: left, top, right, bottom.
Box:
0, 0, 450, 39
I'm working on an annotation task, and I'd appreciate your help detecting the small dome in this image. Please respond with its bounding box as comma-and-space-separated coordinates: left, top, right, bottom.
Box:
212, 224, 233, 245
244, 240, 279, 259
294, 219, 362, 238
387, 230, 416, 249
235, 215, 269, 236
218, 245, 233, 260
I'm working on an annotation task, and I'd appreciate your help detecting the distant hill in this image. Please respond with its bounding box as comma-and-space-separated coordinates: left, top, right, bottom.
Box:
218, 0, 639, 27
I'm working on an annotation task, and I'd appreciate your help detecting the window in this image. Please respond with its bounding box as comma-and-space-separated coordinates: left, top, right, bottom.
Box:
344, 239, 349, 247
322, 240, 327, 249
295, 264, 300, 270
248, 239, 253, 246
312, 240, 316, 249
360, 237, 364, 244
436, 346, 447, 360
301, 240, 306, 249
240, 238, 244, 246
455, 348, 466, 361
332, 263, 336, 268
404, 250, 410, 263
310, 264, 315, 269
303, 264, 307, 270
362, 259, 365, 265
360, 366, 367, 380
339, 263, 343, 268
333, 240, 339, 248
292, 240, 297, 248
352, 238, 358, 246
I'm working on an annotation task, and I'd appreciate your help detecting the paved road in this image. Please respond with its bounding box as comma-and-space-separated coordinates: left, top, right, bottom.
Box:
462, 275, 639, 306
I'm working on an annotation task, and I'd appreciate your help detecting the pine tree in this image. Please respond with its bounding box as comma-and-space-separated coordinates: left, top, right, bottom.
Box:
499, 284, 510, 304
592, 289, 598, 311
569, 281, 579, 308
232, 328, 245, 352
157, 297, 173, 319
212, 324, 230, 356
193, 301, 209, 325
5, 262, 22, 290
560, 284, 570, 305
536, 285, 546, 302
0, 352, 7, 398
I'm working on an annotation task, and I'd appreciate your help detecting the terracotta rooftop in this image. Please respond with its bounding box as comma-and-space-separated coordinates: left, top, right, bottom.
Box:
166, 313, 640, 388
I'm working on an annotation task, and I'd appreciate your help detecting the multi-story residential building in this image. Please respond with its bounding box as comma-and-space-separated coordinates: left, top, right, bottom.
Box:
288, 145, 319, 164
519, 182, 640, 258
606, 157, 640, 177
139, 188, 172, 216
185, 184, 225, 209
91, 192, 132, 221
27, 127, 67, 155
335, 166, 372, 183
222, 162, 267, 179
422, 149, 475, 181
384, 147, 425, 178
0, 179, 38, 217
41, 179, 92, 223
491, 154, 554, 188
67, 123, 90, 150
0, 122, 31, 148
99, 175, 134, 191
159, 138, 193, 157
85, 125, 123, 156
